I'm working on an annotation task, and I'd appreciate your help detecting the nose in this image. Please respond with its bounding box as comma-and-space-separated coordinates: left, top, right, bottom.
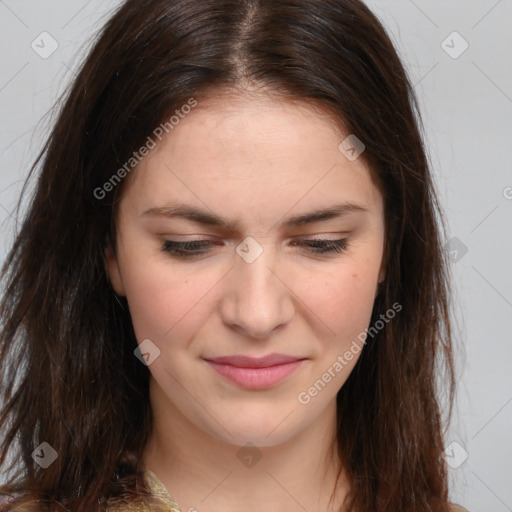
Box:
219, 242, 295, 340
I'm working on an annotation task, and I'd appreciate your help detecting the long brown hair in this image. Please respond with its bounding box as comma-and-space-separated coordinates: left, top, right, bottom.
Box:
0, 0, 457, 510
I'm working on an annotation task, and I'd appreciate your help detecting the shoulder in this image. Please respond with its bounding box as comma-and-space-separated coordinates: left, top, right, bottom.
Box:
449, 503, 470, 512
0, 495, 15, 508
0, 496, 23, 511
0, 494, 28, 511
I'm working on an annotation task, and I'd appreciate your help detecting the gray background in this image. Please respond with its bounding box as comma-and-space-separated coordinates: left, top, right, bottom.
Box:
0, 1, 511, 510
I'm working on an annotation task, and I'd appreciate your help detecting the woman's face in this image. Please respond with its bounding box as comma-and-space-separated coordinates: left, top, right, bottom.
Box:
106, 93, 386, 447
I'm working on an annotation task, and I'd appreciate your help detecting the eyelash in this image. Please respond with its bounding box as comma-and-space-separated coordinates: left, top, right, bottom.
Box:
161, 238, 349, 259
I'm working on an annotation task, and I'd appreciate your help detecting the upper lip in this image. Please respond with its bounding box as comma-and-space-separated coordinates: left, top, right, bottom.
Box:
204, 353, 305, 368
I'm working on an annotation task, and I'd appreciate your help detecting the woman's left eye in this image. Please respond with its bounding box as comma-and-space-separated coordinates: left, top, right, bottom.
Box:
161, 238, 349, 259
290, 238, 349, 254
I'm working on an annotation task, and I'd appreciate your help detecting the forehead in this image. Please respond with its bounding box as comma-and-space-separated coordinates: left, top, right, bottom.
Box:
173, 91, 347, 151
119, 93, 383, 225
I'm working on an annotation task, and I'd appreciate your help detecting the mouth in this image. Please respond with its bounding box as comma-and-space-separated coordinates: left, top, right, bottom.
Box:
203, 353, 306, 390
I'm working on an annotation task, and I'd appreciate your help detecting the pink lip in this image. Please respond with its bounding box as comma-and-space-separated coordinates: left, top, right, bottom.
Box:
204, 353, 305, 390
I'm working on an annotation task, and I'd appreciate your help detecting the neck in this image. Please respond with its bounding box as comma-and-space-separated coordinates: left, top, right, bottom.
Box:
142, 378, 349, 512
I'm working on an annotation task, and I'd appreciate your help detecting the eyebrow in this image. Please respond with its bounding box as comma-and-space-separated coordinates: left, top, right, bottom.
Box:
142, 202, 368, 232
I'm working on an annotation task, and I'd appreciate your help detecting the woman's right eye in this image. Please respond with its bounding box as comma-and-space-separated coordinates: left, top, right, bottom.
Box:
161, 240, 215, 258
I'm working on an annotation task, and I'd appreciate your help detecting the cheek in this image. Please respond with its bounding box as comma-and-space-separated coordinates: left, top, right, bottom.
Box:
120, 256, 220, 345
295, 262, 378, 341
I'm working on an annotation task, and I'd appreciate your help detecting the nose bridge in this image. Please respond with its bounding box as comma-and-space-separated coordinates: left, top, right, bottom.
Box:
222, 237, 293, 338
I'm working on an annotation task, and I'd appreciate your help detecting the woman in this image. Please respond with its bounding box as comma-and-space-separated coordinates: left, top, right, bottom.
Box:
0, 0, 468, 511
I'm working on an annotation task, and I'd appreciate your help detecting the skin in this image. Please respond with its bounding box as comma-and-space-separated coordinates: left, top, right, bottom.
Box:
105, 91, 386, 512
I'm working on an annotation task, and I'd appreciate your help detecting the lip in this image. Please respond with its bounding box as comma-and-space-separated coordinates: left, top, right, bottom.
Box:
204, 353, 306, 390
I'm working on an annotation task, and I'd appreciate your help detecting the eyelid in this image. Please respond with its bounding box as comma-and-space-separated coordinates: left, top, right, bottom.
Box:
292, 233, 350, 240
161, 232, 350, 241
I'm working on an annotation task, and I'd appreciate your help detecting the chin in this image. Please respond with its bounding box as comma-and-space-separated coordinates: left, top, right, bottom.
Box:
203, 408, 308, 448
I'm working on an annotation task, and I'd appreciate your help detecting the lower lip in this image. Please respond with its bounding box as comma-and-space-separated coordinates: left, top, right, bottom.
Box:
205, 360, 304, 390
